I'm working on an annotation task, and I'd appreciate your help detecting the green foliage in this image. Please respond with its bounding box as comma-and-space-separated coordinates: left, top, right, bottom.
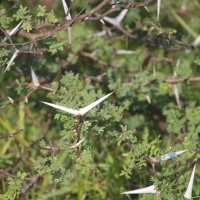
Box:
194, 57, 200, 66
37, 5, 46, 17
0, 1, 200, 200
175, 62, 192, 79
48, 41, 64, 55
0, 49, 10, 68
22, 19, 32, 32
46, 10, 58, 23
133, 71, 156, 94
120, 136, 161, 179
33, 156, 72, 186
75, 150, 94, 174
163, 104, 185, 134
43, 37, 64, 55
0, 14, 13, 29
13, 5, 30, 20
0, 172, 27, 200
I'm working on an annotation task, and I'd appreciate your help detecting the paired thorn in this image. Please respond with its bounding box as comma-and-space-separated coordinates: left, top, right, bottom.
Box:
41, 92, 113, 116
5, 49, 19, 72
31, 67, 40, 87
160, 149, 188, 161
157, 0, 161, 21
121, 185, 159, 195
184, 165, 196, 199
102, 9, 128, 28
61, 0, 72, 46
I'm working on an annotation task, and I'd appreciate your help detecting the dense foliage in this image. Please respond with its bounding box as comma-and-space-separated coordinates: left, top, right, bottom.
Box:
0, 0, 200, 199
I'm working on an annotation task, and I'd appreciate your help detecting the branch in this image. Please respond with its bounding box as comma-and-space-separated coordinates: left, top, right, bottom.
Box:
0, 129, 23, 140
79, 51, 108, 66
123, 76, 200, 88
74, 0, 111, 23
20, 174, 40, 195
125, 0, 155, 9
164, 76, 200, 84
16, 0, 111, 41
33, 21, 56, 30
1, 0, 155, 46
0, 169, 23, 179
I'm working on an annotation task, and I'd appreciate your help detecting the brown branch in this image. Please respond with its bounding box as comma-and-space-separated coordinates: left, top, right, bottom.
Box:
17, 23, 67, 41
151, 57, 173, 63
13, 117, 52, 197
79, 51, 108, 67
0, 83, 61, 110
75, 115, 82, 142
164, 76, 200, 84
0, 129, 23, 140
15, 0, 154, 42
33, 21, 56, 30
84, 72, 106, 84
20, 174, 40, 195
0, 169, 22, 179
16, 0, 111, 41
74, 115, 83, 158
125, 0, 155, 9
0, 0, 155, 46
0, 1, 19, 17
123, 76, 200, 88
74, 0, 111, 23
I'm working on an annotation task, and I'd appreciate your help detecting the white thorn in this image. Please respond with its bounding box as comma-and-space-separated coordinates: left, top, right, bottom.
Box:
173, 83, 181, 108
25, 97, 28, 103
31, 67, 40, 87
86, 30, 107, 38
70, 138, 85, 148
41, 101, 79, 115
153, 64, 156, 77
144, 6, 150, 13
41, 92, 113, 116
157, 0, 161, 21
103, 9, 128, 27
61, 0, 72, 45
116, 9, 128, 24
8, 96, 14, 104
145, 94, 151, 104
173, 60, 181, 108
115, 50, 136, 55
100, 19, 105, 25
62, 0, 71, 20
160, 149, 188, 161
121, 185, 159, 195
79, 92, 113, 115
192, 35, 200, 46
67, 27, 72, 46
183, 165, 196, 199
9, 20, 24, 36
5, 49, 19, 72
176, 59, 180, 67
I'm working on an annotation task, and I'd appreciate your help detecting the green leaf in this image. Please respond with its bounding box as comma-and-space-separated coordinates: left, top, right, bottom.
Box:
194, 57, 200, 65
37, 5, 46, 17
22, 20, 32, 32
48, 42, 64, 55
46, 10, 58, 23
13, 5, 30, 20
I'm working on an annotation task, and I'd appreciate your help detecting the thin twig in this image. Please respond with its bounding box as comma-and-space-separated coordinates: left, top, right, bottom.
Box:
0, 129, 23, 140
164, 76, 200, 84
20, 174, 40, 195
173, 148, 200, 183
